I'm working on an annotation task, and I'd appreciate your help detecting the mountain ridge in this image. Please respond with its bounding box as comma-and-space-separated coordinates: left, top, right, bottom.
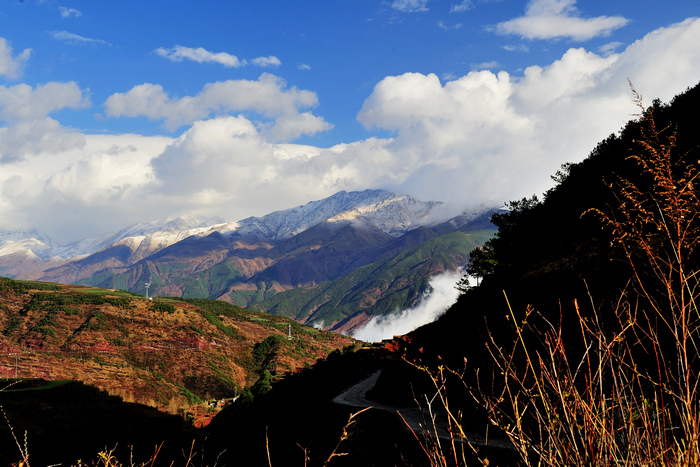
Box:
0, 190, 498, 332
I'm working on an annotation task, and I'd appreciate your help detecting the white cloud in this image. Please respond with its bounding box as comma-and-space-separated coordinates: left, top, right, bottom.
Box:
356, 18, 700, 208
154, 45, 245, 68
147, 116, 398, 222
251, 56, 281, 67
104, 73, 332, 141
503, 44, 530, 52
494, 0, 629, 41
50, 31, 109, 46
450, 0, 473, 13
0, 81, 90, 122
392, 0, 428, 13
438, 21, 463, 30
0, 38, 31, 79
0, 81, 90, 163
0, 133, 173, 241
298, 63, 311, 70
0, 117, 85, 163
472, 61, 499, 70
3, 19, 700, 246
598, 41, 623, 56
58, 6, 81, 18
351, 271, 462, 342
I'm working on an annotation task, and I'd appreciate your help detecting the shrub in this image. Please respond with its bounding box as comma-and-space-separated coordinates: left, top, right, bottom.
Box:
151, 301, 176, 313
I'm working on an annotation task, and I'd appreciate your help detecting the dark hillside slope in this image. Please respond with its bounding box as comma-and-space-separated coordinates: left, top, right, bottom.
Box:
408, 81, 700, 370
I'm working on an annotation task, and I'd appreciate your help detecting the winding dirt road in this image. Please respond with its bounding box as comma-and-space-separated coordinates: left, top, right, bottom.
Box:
332, 370, 514, 451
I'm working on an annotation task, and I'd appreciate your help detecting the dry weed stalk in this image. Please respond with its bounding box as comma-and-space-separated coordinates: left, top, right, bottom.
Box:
468, 85, 700, 466
411, 87, 700, 466
477, 88, 700, 465
322, 406, 372, 466
263, 407, 370, 467
584, 84, 700, 464
2, 382, 31, 467
472, 292, 673, 466
401, 361, 488, 467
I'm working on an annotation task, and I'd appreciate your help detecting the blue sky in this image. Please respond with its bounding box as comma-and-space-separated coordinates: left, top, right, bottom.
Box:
0, 0, 699, 242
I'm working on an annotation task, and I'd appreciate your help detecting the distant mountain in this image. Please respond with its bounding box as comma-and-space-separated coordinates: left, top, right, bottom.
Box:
0, 214, 224, 279
257, 229, 493, 333
0, 190, 497, 330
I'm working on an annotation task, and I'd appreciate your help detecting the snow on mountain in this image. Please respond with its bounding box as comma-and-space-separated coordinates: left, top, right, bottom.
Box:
0, 191, 493, 272
226, 190, 446, 240
0, 230, 54, 259
0, 214, 224, 261
109, 223, 227, 263
63, 214, 226, 259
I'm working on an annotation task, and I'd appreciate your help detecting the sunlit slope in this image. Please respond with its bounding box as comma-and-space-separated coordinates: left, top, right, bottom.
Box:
256, 229, 494, 333
0, 278, 352, 411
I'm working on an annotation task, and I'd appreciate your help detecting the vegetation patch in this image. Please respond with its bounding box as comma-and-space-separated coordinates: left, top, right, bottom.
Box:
151, 301, 176, 313
83, 312, 108, 331
199, 309, 243, 340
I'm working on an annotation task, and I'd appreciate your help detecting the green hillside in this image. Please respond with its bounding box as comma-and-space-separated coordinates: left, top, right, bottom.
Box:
258, 229, 494, 330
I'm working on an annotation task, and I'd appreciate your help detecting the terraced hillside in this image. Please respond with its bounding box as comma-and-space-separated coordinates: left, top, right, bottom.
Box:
0, 277, 353, 416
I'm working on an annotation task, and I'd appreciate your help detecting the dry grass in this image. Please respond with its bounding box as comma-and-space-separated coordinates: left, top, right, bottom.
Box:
406, 87, 700, 466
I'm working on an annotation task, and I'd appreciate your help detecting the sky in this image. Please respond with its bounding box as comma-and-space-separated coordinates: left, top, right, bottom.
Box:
0, 0, 699, 243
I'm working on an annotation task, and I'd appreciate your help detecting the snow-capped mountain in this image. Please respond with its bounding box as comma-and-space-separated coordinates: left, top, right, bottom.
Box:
53, 213, 226, 260
0, 191, 453, 264
0, 190, 499, 333
0, 229, 54, 260
0, 190, 496, 288
3, 214, 223, 260
215, 189, 446, 240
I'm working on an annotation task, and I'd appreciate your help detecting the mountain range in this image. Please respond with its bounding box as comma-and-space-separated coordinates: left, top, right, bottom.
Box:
0, 189, 497, 333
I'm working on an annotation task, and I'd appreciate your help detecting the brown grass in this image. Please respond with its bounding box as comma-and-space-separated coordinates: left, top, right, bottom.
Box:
406, 86, 700, 466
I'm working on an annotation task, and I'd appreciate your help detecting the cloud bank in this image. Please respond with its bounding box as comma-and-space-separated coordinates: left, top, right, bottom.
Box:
0, 18, 699, 242
103, 73, 331, 140
351, 271, 463, 342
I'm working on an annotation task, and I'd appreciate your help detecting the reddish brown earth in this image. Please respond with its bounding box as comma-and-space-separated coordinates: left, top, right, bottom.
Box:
0, 278, 354, 417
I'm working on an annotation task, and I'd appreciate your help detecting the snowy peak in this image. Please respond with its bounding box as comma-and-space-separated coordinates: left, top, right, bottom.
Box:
0, 231, 53, 259
232, 190, 445, 240
104, 213, 224, 244
0, 191, 496, 282
0, 214, 224, 261
73, 214, 226, 260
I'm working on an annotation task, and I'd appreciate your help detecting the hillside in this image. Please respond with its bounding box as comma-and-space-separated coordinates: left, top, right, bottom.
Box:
0, 379, 193, 466
258, 229, 494, 333
0, 277, 353, 416
189, 82, 700, 467
26, 194, 497, 332
407, 83, 700, 364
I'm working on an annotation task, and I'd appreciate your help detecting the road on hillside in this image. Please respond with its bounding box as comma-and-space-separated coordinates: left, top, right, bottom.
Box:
332, 370, 514, 451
